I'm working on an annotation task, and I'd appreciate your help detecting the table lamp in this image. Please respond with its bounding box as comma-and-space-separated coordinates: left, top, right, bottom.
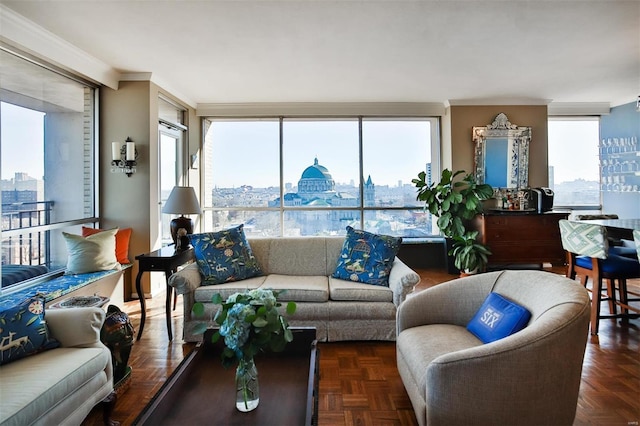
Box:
162, 186, 202, 246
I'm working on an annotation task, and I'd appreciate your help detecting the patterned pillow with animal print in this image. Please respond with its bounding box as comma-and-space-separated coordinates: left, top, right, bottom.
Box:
190, 224, 263, 285
0, 296, 59, 365
332, 226, 402, 286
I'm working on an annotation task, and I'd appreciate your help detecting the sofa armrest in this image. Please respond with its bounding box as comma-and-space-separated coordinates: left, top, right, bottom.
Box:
46, 307, 105, 348
388, 258, 421, 306
168, 262, 202, 295
168, 262, 202, 323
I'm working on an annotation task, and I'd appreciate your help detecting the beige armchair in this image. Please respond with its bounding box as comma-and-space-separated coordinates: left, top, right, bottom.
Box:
396, 270, 590, 426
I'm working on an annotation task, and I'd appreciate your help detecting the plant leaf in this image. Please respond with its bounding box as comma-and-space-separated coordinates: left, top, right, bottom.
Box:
252, 317, 268, 328
192, 302, 205, 317
192, 322, 208, 335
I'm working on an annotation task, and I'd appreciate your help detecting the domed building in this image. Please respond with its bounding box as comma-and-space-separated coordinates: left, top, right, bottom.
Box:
297, 157, 336, 199
269, 157, 376, 234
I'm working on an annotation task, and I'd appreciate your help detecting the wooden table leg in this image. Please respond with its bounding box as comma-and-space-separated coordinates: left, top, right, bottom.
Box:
591, 277, 602, 335
135, 270, 146, 341
165, 269, 174, 341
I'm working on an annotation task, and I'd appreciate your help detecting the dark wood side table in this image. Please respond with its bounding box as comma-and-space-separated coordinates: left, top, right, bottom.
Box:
135, 246, 195, 341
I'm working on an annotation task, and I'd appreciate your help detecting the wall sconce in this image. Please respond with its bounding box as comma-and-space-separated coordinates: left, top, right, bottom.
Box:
111, 137, 138, 177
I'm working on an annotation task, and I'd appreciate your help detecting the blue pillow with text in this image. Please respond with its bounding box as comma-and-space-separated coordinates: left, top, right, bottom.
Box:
467, 292, 531, 344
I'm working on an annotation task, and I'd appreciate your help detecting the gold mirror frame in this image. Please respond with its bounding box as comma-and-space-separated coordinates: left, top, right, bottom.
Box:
472, 113, 531, 189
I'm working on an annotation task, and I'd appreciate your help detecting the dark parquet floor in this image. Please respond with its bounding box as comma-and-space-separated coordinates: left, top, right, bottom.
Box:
82, 267, 640, 426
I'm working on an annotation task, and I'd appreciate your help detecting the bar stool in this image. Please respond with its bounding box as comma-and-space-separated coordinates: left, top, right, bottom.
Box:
573, 214, 636, 258
558, 220, 640, 335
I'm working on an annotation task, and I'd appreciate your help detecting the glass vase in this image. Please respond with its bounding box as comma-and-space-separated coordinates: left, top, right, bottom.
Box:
235, 357, 259, 412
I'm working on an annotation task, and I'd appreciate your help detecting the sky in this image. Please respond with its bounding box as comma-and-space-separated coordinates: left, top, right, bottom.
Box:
548, 119, 600, 183
1, 102, 45, 180
206, 119, 432, 188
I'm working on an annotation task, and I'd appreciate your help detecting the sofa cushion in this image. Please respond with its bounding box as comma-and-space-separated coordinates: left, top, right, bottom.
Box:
194, 276, 267, 302
190, 224, 262, 285
0, 296, 59, 365
265, 237, 330, 276
397, 324, 482, 396
0, 346, 109, 425
261, 275, 329, 302
62, 229, 119, 274
467, 292, 532, 344
328, 276, 393, 302
332, 226, 402, 286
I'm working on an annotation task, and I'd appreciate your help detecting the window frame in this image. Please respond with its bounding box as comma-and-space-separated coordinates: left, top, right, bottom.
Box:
547, 116, 602, 212
0, 44, 101, 295
201, 115, 440, 238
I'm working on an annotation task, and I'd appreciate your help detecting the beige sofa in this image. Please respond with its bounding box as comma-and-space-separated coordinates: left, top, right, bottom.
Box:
0, 307, 114, 426
396, 270, 590, 426
169, 236, 421, 342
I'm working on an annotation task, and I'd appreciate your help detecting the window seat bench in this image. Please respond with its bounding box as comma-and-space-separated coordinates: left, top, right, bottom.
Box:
0, 264, 132, 310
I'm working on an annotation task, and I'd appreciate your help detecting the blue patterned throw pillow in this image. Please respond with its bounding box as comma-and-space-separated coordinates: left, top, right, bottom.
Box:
190, 224, 262, 285
467, 292, 531, 344
332, 226, 402, 286
0, 296, 60, 365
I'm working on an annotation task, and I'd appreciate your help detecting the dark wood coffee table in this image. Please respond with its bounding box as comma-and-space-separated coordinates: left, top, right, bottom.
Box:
134, 327, 318, 426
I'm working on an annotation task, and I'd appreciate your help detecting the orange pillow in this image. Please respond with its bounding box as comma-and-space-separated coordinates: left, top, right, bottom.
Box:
82, 226, 132, 264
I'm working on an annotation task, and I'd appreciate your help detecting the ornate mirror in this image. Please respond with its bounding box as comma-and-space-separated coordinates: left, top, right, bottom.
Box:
472, 113, 531, 189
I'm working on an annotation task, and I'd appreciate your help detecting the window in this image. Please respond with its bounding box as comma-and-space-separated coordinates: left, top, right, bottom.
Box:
159, 97, 188, 246
548, 118, 600, 208
203, 117, 437, 237
1, 47, 98, 293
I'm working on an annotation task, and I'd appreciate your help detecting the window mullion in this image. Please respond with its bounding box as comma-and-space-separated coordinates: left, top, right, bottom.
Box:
279, 117, 284, 237
358, 117, 364, 229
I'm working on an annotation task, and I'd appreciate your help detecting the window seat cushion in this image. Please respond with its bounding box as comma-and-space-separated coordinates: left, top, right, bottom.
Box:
0, 265, 131, 311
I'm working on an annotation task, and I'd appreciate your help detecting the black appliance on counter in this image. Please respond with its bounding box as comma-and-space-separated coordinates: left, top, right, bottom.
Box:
530, 187, 554, 213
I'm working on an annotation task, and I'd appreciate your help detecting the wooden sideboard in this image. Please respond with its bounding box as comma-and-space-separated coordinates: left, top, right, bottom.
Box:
473, 211, 569, 268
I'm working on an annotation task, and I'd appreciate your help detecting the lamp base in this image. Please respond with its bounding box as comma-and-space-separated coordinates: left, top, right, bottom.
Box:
170, 216, 193, 247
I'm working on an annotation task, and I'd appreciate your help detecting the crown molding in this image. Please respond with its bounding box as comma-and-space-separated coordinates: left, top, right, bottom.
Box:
0, 4, 120, 89
196, 102, 446, 117
120, 72, 154, 82
547, 102, 611, 116
120, 72, 196, 108
445, 98, 552, 107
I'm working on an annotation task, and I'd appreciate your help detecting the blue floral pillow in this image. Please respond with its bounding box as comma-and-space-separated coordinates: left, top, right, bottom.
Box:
0, 296, 60, 365
332, 226, 402, 286
190, 224, 262, 285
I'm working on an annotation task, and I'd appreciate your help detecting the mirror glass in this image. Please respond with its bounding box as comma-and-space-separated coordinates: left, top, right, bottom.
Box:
473, 113, 531, 189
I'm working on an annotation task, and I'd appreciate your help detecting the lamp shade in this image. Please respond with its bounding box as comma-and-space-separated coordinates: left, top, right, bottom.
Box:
162, 186, 202, 246
162, 186, 202, 215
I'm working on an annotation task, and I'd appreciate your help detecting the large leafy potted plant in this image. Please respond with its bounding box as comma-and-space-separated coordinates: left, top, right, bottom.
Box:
412, 169, 494, 274
449, 231, 492, 274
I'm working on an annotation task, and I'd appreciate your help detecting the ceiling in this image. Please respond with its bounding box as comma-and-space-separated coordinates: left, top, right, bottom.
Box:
1, 0, 638, 109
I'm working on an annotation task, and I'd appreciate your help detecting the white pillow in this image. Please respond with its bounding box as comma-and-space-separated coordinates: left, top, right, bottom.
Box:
62, 229, 120, 274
